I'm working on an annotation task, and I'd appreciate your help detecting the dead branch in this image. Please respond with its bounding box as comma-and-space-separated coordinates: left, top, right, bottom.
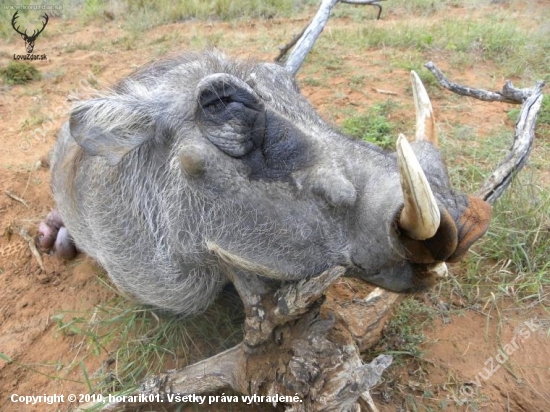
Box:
279, 0, 384, 67
80, 271, 398, 412
284, 0, 340, 76
477, 87, 544, 204
425, 62, 545, 204
275, 27, 307, 62
373, 88, 398, 96
424, 61, 539, 104
19, 227, 45, 271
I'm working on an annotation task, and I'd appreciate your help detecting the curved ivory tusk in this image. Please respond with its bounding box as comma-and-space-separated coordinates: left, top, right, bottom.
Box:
411, 71, 437, 145
397, 134, 440, 240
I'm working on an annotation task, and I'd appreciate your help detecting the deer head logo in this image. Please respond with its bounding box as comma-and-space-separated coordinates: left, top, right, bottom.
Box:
11, 11, 49, 54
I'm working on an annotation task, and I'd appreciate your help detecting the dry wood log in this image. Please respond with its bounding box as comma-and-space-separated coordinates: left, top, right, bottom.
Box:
82, 269, 398, 412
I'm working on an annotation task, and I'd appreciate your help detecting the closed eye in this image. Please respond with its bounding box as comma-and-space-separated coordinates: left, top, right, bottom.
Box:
203, 96, 233, 114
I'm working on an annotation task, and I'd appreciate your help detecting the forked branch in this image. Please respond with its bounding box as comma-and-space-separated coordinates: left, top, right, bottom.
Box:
279, 0, 385, 71
425, 62, 545, 204
425, 61, 541, 104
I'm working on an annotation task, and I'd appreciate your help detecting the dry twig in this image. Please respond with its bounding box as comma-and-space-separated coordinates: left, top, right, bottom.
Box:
5, 190, 29, 208
19, 227, 45, 271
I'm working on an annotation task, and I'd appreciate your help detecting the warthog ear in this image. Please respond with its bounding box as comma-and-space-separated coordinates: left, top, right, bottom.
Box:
196, 73, 266, 158
69, 92, 157, 166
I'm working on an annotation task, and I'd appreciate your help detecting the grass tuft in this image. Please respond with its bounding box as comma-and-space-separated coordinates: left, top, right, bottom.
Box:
53, 280, 245, 396
461, 177, 550, 305
0, 61, 41, 85
341, 100, 398, 148
367, 297, 437, 360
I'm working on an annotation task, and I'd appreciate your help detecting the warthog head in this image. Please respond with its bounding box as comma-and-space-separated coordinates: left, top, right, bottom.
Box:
50, 50, 491, 314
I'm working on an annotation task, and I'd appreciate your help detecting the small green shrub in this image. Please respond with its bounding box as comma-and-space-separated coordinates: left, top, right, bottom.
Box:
341, 100, 397, 148
0, 61, 41, 85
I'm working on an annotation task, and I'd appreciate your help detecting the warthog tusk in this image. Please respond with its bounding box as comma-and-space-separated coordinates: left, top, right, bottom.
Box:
397, 134, 440, 240
411, 71, 437, 146
427, 262, 448, 278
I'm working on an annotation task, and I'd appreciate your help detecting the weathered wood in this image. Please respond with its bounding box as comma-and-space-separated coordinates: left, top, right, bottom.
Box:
477, 87, 544, 204
81, 274, 397, 411
275, 27, 307, 62
19, 227, 45, 271
95, 345, 242, 412
322, 281, 402, 352
284, 0, 340, 76
232, 266, 346, 347
424, 61, 539, 104
424, 62, 545, 204
278, 0, 384, 64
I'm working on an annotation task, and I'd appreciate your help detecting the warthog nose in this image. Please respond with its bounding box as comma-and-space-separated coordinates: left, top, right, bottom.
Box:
447, 196, 492, 262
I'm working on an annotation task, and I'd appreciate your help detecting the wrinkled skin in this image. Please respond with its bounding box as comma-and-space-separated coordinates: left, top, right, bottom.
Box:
48, 51, 491, 315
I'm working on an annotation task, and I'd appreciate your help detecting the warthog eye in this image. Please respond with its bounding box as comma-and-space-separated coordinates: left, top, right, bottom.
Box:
203, 96, 233, 114
197, 74, 265, 158
196, 73, 310, 179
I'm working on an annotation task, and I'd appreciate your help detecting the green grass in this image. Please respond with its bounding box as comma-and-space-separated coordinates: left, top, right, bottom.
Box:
79, 0, 309, 32
52, 279, 244, 397
458, 177, 550, 305
340, 99, 399, 149
0, 61, 41, 85
314, 14, 550, 80
367, 297, 437, 360
1, 0, 311, 42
